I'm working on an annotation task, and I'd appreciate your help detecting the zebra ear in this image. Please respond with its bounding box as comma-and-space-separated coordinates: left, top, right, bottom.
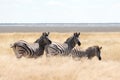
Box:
99, 46, 102, 50
42, 32, 45, 36
77, 32, 80, 36
42, 32, 49, 36
47, 32, 50, 35
74, 32, 77, 36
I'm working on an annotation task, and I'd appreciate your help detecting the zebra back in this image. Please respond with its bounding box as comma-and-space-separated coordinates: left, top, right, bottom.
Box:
70, 46, 87, 58
46, 42, 73, 56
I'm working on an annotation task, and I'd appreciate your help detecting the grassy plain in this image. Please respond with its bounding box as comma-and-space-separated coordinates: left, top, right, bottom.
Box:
0, 32, 120, 80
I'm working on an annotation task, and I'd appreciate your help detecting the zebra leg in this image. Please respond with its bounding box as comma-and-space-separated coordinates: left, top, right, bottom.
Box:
72, 56, 81, 61
88, 56, 92, 60
16, 52, 23, 58
45, 46, 49, 57
14, 49, 23, 59
11, 45, 22, 58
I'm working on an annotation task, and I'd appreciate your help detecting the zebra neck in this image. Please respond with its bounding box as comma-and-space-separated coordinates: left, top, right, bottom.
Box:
64, 37, 76, 49
68, 43, 75, 50
85, 50, 92, 57
39, 45, 44, 49
64, 41, 75, 50
63, 43, 74, 50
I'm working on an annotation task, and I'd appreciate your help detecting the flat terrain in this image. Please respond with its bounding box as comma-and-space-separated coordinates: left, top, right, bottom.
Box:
0, 32, 120, 80
0, 26, 120, 32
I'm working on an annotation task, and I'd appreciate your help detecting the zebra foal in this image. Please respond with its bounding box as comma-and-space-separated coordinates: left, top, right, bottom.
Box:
71, 45, 102, 60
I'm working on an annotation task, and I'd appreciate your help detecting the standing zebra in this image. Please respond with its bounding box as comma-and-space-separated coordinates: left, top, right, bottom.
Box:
45, 32, 81, 56
70, 46, 102, 60
10, 32, 51, 58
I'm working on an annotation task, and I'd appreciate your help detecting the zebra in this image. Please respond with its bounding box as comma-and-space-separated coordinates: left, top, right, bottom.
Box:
70, 45, 102, 60
10, 32, 51, 59
45, 32, 81, 56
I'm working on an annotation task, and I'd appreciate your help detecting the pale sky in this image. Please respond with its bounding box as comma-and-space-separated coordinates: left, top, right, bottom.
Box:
0, 0, 120, 23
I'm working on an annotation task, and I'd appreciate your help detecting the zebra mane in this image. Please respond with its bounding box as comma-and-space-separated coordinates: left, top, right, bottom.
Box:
34, 36, 42, 43
34, 33, 51, 49
34, 36, 45, 49
64, 37, 72, 43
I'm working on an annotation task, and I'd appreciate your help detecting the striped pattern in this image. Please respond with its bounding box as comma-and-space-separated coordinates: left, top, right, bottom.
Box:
11, 32, 51, 59
46, 42, 70, 56
70, 46, 102, 60
45, 32, 81, 56
11, 40, 40, 58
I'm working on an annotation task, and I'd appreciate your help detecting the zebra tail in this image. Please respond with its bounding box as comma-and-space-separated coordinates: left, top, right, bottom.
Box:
10, 43, 15, 48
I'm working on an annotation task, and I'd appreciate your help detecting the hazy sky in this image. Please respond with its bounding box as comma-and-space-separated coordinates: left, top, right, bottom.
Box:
0, 0, 120, 23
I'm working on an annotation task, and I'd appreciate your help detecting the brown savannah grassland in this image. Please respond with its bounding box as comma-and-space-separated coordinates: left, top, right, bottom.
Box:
0, 32, 120, 80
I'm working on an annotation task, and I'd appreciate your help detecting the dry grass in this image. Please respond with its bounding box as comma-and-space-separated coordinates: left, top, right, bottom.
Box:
0, 32, 120, 80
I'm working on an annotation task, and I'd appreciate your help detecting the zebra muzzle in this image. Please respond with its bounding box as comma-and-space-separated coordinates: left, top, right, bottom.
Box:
78, 42, 81, 46
98, 57, 102, 60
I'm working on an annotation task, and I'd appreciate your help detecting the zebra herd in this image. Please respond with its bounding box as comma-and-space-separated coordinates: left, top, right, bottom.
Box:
10, 32, 102, 60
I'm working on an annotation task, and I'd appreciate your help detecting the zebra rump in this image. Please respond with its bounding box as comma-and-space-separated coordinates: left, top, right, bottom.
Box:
10, 40, 40, 58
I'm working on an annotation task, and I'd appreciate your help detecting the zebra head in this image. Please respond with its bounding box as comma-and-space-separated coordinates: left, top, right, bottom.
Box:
87, 46, 102, 60
34, 32, 52, 48
73, 32, 81, 46
95, 46, 102, 60
64, 32, 81, 49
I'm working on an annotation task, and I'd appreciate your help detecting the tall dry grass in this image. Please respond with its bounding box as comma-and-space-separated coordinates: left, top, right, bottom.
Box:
0, 32, 120, 80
